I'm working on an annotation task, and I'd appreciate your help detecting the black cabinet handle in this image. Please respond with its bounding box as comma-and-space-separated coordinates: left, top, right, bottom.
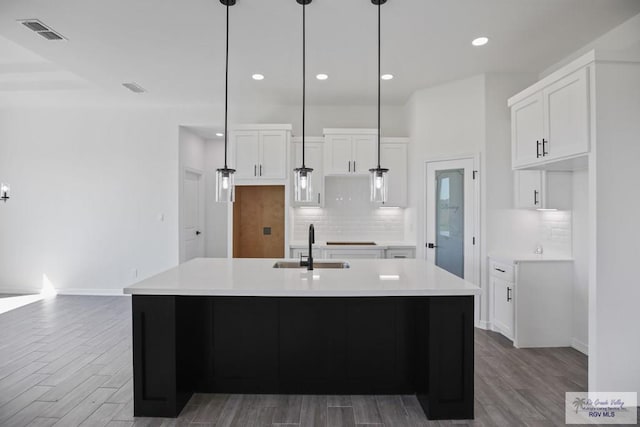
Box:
534, 190, 539, 205
348, 161, 351, 172
542, 138, 549, 156
536, 140, 541, 158
254, 165, 257, 176
495, 268, 505, 273
195, 230, 201, 236
507, 287, 512, 302
353, 161, 356, 172
317, 193, 320, 204
260, 164, 262, 176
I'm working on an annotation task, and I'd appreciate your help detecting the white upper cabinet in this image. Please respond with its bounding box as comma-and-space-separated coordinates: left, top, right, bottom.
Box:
511, 93, 544, 167
233, 131, 261, 180
324, 129, 376, 176
231, 125, 291, 181
514, 170, 572, 210
259, 130, 287, 179
514, 170, 543, 209
509, 65, 591, 169
543, 68, 590, 161
380, 140, 408, 207
291, 138, 324, 207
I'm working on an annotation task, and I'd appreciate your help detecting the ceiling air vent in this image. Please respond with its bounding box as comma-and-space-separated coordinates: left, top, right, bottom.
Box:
122, 82, 147, 94
19, 19, 67, 41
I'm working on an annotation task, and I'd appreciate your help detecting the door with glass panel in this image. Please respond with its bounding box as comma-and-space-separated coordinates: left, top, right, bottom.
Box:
426, 159, 476, 280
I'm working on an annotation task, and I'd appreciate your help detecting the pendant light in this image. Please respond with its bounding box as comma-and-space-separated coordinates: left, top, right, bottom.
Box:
215, 0, 236, 203
293, 0, 314, 203
369, 0, 389, 203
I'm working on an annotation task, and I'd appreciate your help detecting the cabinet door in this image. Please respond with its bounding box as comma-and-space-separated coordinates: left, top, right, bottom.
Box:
543, 67, 589, 161
514, 170, 543, 209
259, 130, 287, 179
352, 135, 377, 175
492, 277, 514, 340
325, 135, 352, 175
292, 142, 324, 206
380, 143, 407, 207
512, 93, 544, 168
233, 131, 260, 180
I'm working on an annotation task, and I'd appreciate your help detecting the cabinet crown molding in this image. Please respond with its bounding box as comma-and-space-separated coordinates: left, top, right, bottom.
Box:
232, 124, 292, 131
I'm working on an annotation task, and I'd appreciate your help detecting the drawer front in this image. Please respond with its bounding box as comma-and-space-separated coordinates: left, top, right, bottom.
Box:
489, 260, 514, 282
386, 249, 415, 259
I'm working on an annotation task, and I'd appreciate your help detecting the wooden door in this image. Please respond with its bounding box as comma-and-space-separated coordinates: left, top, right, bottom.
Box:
233, 186, 285, 258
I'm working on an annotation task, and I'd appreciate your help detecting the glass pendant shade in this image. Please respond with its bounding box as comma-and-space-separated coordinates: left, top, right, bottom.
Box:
294, 167, 314, 202
369, 167, 389, 203
215, 168, 235, 202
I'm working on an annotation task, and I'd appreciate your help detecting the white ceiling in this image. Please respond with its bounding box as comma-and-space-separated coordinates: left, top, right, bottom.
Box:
0, 0, 639, 107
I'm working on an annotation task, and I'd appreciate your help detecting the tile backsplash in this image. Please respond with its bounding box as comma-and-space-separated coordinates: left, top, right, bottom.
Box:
292, 177, 406, 242
538, 210, 572, 255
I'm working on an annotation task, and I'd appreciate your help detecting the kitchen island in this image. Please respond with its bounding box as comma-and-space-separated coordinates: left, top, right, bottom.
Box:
124, 258, 480, 420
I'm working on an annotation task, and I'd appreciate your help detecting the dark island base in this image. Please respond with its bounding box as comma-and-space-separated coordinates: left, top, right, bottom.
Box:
132, 295, 474, 420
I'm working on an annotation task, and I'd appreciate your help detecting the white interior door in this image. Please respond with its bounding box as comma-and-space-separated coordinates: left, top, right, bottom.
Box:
426, 158, 477, 281
182, 170, 204, 262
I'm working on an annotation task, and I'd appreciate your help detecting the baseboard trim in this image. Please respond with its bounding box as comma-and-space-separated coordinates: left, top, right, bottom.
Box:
475, 320, 491, 330
0, 287, 40, 295
571, 338, 589, 355
55, 289, 127, 296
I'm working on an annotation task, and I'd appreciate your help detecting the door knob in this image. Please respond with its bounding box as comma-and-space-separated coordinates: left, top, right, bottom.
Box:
195, 230, 202, 235
427, 243, 438, 249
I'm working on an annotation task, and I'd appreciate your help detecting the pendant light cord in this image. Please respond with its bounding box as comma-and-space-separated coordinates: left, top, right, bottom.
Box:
302, 1, 306, 168
224, 1, 230, 169
377, 0, 381, 169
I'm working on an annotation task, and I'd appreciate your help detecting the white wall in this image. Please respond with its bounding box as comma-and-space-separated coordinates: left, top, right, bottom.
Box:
0, 102, 407, 293
572, 170, 589, 354
591, 61, 640, 393
0, 107, 183, 294
406, 74, 486, 262
541, 12, 640, 77
204, 139, 228, 257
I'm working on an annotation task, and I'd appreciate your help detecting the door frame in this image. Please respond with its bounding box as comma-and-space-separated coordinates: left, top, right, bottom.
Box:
179, 167, 205, 263
423, 154, 480, 287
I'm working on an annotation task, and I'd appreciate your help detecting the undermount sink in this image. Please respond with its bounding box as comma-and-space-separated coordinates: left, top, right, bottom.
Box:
273, 261, 350, 269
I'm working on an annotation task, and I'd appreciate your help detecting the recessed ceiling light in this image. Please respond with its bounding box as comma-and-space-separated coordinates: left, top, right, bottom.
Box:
216, 132, 224, 137
316, 74, 328, 80
381, 74, 394, 80
472, 37, 489, 46
252, 74, 264, 81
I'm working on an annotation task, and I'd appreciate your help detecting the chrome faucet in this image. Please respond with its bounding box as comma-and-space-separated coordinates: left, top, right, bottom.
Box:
300, 224, 315, 270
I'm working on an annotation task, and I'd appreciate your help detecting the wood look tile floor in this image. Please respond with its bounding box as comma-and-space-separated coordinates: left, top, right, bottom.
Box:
0, 296, 604, 426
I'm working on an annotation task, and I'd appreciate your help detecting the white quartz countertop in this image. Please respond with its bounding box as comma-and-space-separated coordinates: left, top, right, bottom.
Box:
489, 253, 574, 263
123, 258, 480, 297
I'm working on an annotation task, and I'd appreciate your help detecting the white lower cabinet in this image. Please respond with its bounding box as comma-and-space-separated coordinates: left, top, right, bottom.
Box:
385, 248, 416, 259
324, 249, 384, 259
491, 276, 515, 340
490, 257, 573, 348
290, 247, 322, 260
